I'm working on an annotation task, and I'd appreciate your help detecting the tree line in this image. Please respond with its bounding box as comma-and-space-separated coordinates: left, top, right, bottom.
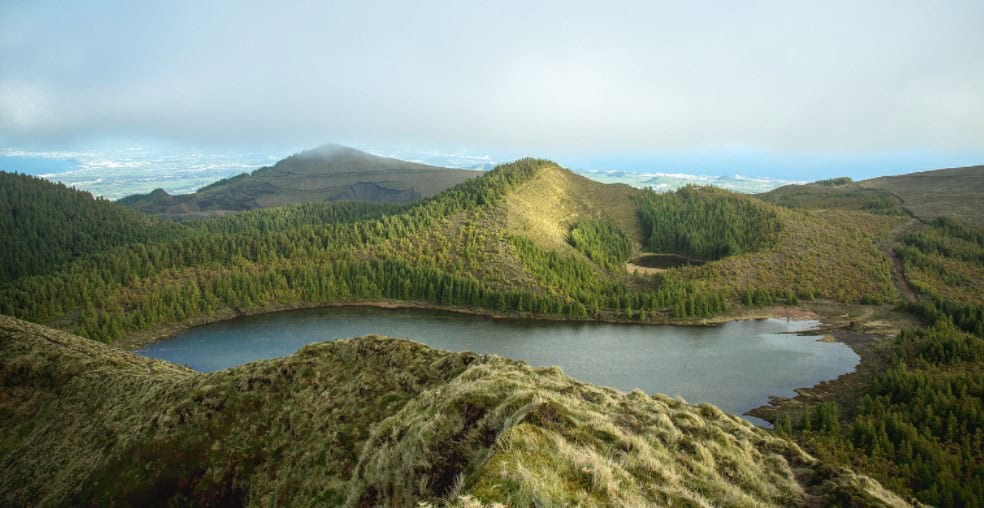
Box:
637, 186, 781, 260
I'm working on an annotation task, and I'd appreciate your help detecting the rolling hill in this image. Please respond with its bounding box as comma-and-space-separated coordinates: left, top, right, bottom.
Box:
858, 165, 984, 225
118, 144, 483, 217
0, 315, 907, 506
1, 158, 905, 343
759, 165, 984, 225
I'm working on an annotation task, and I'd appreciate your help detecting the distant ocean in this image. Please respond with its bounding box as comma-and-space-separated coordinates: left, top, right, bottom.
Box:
0, 155, 79, 176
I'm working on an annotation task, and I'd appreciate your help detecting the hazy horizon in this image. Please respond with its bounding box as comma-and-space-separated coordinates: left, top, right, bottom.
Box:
2, 139, 982, 200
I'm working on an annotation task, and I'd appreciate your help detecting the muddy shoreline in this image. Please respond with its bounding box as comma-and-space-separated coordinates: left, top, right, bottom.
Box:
746, 302, 915, 424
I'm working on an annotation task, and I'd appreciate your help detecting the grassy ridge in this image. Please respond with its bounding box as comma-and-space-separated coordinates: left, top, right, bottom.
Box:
0, 316, 907, 506
502, 164, 644, 255
759, 180, 905, 216
761, 165, 984, 226
859, 165, 984, 226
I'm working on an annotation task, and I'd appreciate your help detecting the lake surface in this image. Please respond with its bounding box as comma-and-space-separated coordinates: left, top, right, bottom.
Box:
137, 307, 857, 419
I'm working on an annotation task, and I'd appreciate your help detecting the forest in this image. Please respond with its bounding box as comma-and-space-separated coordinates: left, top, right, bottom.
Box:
782, 219, 984, 507
0, 172, 186, 282
637, 185, 781, 260
0, 161, 915, 346
0, 160, 552, 338
0, 160, 762, 343
0, 159, 726, 341
567, 219, 633, 271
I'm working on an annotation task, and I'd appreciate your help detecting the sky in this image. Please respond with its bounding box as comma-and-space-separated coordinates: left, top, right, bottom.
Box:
1, 0, 983, 179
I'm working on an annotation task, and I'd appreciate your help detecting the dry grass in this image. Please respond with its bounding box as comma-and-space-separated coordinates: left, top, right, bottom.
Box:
1, 315, 909, 506
667, 207, 905, 303
503, 165, 645, 254
860, 165, 984, 226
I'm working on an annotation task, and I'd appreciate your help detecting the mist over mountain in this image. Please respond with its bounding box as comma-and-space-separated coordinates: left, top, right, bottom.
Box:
2, 143, 807, 200
117, 144, 482, 217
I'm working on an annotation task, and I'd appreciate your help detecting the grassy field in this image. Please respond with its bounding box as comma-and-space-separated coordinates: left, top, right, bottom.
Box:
662, 206, 903, 306
761, 165, 984, 227
759, 180, 905, 216
859, 165, 984, 226
0, 315, 908, 506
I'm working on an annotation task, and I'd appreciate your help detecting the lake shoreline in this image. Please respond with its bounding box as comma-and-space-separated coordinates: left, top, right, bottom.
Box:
137, 304, 854, 420
746, 302, 918, 425
116, 299, 825, 351
123, 298, 898, 427
118, 298, 900, 425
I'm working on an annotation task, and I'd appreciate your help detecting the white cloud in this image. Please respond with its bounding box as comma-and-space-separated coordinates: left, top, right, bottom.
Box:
0, 0, 981, 159
0, 81, 58, 132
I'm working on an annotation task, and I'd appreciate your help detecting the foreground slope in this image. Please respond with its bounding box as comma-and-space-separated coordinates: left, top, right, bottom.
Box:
119, 144, 482, 217
0, 316, 906, 506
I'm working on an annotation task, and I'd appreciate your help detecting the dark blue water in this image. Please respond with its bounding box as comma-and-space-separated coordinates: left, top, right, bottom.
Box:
0, 155, 79, 175
138, 307, 857, 418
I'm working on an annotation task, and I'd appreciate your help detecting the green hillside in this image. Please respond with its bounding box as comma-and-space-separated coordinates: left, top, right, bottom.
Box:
768, 219, 984, 506
0, 315, 907, 506
0, 159, 905, 342
749, 166, 984, 505
0, 170, 409, 287
0, 172, 186, 282
118, 144, 482, 218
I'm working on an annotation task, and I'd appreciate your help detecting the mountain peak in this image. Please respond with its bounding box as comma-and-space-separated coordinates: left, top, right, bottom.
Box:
119, 144, 484, 217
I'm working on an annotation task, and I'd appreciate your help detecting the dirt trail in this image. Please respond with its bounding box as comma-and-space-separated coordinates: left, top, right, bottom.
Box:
624, 262, 663, 276
884, 219, 923, 303
889, 247, 919, 302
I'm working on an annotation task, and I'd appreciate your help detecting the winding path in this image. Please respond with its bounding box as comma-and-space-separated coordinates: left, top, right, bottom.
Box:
888, 246, 918, 303
883, 216, 925, 303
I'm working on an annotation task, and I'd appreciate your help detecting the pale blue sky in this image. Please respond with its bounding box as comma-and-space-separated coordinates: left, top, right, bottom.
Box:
1, 0, 982, 179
